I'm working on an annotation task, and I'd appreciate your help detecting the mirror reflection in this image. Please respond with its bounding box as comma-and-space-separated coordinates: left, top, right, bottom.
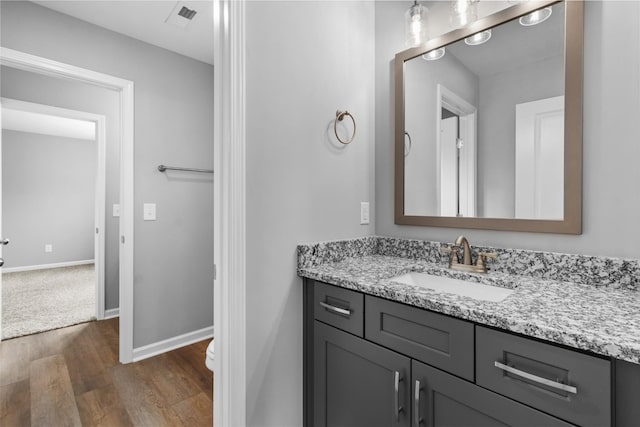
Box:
403, 2, 564, 220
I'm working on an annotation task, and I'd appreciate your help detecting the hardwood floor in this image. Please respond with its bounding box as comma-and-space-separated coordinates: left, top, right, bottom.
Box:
0, 318, 213, 427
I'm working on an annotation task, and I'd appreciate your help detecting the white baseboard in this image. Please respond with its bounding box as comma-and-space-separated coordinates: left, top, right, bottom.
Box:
104, 308, 120, 319
132, 325, 214, 362
3, 259, 95, 273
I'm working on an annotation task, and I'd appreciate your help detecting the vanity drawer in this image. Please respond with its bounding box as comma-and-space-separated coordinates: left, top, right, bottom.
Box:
313, 281, 363, 337
476, 326, 611, 427
364, 295, 474, 381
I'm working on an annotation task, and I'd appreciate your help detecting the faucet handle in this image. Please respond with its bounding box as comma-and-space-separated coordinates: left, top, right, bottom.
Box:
479, 252, 498, 259
441, 245, 461, 265
476, 252, 498, 271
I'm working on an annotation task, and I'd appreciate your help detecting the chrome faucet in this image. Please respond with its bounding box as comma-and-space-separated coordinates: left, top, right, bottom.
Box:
442, 235, 497, 274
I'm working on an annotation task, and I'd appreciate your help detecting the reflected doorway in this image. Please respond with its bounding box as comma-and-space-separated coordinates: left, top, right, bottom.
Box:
436, 84, 477, 217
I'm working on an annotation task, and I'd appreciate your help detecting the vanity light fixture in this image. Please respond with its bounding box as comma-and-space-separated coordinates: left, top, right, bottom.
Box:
405, 0, 428, 47
519, 6, 552, 26
422, 47, 446, 61
451, 0, 479, 29
465, 29, 492, 46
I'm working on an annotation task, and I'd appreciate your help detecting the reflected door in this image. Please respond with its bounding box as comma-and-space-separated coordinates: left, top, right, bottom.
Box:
515, 96, 564, 219
440, 116, 458, 216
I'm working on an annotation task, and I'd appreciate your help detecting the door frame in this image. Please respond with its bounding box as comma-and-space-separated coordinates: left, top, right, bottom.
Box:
0, 47, 135, 363
213, 0, 247, 425
436, 84, 477, 217
0, 97, 107, 321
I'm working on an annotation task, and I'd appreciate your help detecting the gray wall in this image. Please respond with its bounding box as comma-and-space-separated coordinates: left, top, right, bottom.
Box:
1, 66, 121, 310
478, 55, 564, 218
375, 0, 640, 259
1, 1, 214, 347
2, 130, 95, 268
245, 1, 375, 425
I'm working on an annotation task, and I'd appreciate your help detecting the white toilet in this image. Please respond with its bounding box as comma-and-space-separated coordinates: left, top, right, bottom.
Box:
205, 339, 215, 372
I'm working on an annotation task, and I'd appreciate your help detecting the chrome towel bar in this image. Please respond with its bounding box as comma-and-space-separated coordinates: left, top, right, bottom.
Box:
158, 165, 214, 174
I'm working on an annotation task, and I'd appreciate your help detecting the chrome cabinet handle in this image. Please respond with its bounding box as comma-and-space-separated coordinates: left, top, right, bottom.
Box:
494, 361, 578, 394
318, 301, 351, 317
394, 371, 404, 421
0, 238, 9, 245
414, 380, 423, 427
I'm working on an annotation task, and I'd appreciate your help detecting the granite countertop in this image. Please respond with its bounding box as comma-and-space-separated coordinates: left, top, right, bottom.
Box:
297, 237, 640, 365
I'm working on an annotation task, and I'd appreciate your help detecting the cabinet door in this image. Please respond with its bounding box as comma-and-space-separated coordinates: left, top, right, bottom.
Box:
616, 359, 640, 426
412, 361, 574, 427
314, 321, 411, 427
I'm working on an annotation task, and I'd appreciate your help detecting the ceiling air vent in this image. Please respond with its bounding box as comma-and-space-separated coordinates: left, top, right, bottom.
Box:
165, 2, 199, 29
178, 6, 197, 20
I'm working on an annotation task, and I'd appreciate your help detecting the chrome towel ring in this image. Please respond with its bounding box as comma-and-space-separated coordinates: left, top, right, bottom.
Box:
334, 110, 356, 144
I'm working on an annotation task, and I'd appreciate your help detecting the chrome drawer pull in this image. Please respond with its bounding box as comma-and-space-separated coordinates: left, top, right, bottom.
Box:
494, 361, 578, 394
319, 301, 351, 316
394, 371, 404, 421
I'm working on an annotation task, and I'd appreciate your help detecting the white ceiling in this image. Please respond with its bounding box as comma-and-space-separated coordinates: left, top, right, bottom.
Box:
31, 0, 214, 65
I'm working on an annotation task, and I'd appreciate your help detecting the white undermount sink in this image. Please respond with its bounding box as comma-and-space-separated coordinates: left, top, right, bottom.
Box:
390, 272, 514, 302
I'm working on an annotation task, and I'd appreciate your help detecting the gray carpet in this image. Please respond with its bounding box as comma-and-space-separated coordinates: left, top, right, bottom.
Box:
2, 264, 96, 340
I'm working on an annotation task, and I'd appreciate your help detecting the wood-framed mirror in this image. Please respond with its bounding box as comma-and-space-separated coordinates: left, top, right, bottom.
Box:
394, 0, 583, 234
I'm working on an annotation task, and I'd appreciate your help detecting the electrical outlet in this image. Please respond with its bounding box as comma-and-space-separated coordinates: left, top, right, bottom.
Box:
360, 202, 370, 225
113, 204, 121, 217
45, 244, 53, 253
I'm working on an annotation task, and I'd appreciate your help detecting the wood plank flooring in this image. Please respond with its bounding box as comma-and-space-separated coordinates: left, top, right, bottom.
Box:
0, 318, 213, 427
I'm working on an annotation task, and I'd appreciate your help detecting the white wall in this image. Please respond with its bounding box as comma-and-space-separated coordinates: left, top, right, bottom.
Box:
245, 1, 375, 425
1, 1, 214, 347
376, 0, 640, 259
2, 130, 95, 268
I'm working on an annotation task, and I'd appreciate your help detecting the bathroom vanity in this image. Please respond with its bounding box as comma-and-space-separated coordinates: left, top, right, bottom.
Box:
298, 237, 640, 427
298, 0, 640, 424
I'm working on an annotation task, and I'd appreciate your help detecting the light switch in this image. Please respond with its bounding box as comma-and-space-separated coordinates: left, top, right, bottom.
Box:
143, 203, 157, 221
360, 202, 370, 225
113, 204, 120, 217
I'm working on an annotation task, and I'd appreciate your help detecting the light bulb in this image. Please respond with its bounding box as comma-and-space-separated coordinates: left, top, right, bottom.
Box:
455, 0, 470, 14
464, 29, 492, 46
451, 0, 478, 29
422, 47, 446, 61
519, 6, 552, 26
405, 1, 428, 47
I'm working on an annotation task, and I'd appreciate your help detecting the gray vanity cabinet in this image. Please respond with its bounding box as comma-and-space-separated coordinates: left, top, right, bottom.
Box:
304, 279, 629, 427
314, 321, 411, 427
412, 361, 574, 427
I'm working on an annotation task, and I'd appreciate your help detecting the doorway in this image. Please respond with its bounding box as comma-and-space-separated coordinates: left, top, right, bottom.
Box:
0, 98, 106, 339
437, 84, 477, 217
0, 47, 135, 363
